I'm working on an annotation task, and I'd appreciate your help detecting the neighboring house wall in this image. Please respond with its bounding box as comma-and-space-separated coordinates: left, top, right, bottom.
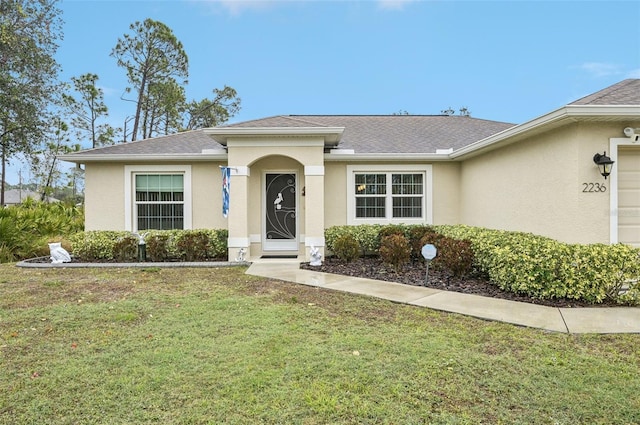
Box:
3, 189, 59, 205
458, 122, 635, 244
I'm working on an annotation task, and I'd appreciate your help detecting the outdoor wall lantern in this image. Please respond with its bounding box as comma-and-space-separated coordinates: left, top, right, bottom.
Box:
593, 151, 615, 179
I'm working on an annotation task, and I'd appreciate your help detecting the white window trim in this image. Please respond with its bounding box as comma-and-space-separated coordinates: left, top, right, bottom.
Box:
124, 165, 192, 232
346, 164, 433, 225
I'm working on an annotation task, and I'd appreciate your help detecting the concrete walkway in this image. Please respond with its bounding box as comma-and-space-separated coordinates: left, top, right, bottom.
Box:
246, 259, 640, 334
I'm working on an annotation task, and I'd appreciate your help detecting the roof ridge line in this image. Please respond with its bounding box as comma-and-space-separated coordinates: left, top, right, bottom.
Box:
280, 115, 333, 126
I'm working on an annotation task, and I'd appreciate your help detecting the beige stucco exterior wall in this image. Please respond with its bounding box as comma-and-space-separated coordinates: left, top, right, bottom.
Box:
458, 122, 629, 244
191, 162, 227, 230
246, 155, 306, 256
84, 163, 126, 230
226, 138, 325, 259
84, 161, 226, 231
324, 162, 347, 227
432, 162, 461, 225
323, 161, 460, 227
83, 120, 638, 252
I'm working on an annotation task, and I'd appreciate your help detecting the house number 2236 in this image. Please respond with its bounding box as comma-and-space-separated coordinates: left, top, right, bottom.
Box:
582, 183, 607, 193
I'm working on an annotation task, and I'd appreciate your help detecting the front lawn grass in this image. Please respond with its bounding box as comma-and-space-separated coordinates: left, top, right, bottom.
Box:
1, 264, 639, 424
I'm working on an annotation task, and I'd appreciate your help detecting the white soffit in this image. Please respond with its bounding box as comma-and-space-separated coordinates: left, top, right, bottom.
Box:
325, 153, 452, 162
57, 153, 228, 163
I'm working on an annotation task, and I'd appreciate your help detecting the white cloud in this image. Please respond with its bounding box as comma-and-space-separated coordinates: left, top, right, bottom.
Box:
579, 62, 622, 78
98, 85, 118, 97
377, 0, 416, 10
199, 0, 279, 16
195, 0, 416, 15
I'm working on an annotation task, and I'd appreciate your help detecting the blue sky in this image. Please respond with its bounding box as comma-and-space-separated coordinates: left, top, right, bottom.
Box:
7, 0, 640, 185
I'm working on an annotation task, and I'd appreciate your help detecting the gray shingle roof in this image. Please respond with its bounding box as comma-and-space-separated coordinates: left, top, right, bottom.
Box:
75, 130, 225, 156
62, 79, 638, 159
570, 79, 640, 105
223, 115, 515, 153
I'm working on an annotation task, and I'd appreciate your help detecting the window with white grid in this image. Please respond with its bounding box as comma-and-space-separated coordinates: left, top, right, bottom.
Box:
135, 174, 185, 230
124, 165, 192, 232
347, 165, 432, 225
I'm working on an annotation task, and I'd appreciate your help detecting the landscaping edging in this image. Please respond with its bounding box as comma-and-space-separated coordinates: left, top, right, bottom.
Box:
16, 257, 249, 269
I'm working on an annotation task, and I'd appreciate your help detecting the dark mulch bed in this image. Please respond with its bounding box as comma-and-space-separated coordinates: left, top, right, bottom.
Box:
300, 257, 624, 308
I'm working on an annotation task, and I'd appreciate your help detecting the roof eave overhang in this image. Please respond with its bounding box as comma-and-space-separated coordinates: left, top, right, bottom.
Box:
451, 105, 640, 160
204, 126, 345, 147
325, 153, 452, 162
57, 153, 229, 163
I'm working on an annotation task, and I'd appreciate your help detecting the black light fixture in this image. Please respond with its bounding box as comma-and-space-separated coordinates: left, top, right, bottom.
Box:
593, 151, 614, 179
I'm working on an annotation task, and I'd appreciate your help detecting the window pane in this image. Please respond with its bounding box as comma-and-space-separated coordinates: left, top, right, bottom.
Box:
135, 175, 185, 231
355, 174, 386, 195
392, 196, 422, 218
136, 203, 186, 231
159, 174, 173, 190
136, 174, 183, 191
135, 175, 148, 190
392, 174, 423, 195
356, 197, 385, 218
147, 175, 160, 191
353, 170, 426, 221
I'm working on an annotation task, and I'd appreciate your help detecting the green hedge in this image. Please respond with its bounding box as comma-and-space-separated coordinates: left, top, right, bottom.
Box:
324, 224, 640, 304
325, 224, 383, 256
70, 229, 228, 262
434, 225, 640, 304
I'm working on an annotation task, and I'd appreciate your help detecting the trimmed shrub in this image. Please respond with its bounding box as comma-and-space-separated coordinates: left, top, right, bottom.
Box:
351, 224, 383, 255
175, 230, 210, 261
70, 231, 131, 261
206, 229, 229, 259
434, 225, 640, 304
333, 234, 361, 262
145, 232, 171, 262
379, 224, 407, 239
70, 229, 228, 262
113, 234, 138, 262
379, 234, 411, 272
326, 225, 382, 257
325, 226, 352, 254
436, 237, 475, 277
326, 223, 640, 304
409, 225, 443, 260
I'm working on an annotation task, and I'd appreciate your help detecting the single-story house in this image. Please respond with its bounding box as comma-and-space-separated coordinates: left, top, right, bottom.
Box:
3, 189, 59, 206
60, 79, 640, 260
